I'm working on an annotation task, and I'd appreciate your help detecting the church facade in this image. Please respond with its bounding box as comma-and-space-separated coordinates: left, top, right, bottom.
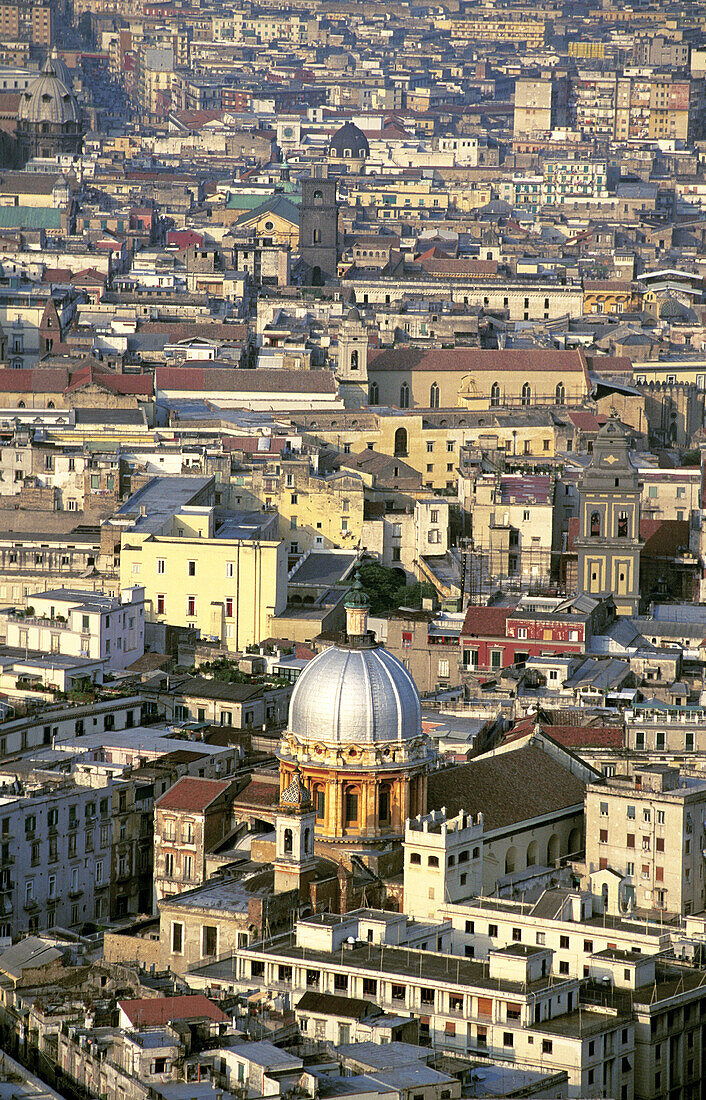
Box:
575, 415, 642, 616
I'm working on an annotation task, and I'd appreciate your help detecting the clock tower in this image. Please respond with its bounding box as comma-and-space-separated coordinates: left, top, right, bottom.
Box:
575, 415, 642, 616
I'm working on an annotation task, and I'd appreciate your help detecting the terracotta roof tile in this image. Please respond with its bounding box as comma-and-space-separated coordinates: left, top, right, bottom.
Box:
461, 605, 516, 638
233, 778, 280, 808
543, 724, 624, 749
119, 995, 228, 1028
156, 776, 233, 812
427, 743, 586, 830
156, 367, 336, 394
368, 348, 589, 375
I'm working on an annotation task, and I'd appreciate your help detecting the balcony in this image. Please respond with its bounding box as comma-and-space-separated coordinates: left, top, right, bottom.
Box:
68, 886, 83, 899
23, 897, 38, 911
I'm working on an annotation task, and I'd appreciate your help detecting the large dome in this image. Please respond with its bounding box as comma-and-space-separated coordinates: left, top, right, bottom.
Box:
329, 121, 369, 160
18, 56, 80, 126
288, 642, 421, 745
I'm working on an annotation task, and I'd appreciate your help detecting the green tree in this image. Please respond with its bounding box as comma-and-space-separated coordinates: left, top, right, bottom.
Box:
357, 564, 435, 615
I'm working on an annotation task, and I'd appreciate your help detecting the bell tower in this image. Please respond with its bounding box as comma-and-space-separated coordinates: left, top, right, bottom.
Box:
575, 415, 642, 616
337, 307, 368, 384
299, 171, 338, 285
274, 767, 317, 900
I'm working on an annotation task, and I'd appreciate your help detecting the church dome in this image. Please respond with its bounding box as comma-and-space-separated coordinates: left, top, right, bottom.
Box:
48, 49, 73, 90
288, 642, 421, 745
329, 121, 369, 160
18, 56, 80, 126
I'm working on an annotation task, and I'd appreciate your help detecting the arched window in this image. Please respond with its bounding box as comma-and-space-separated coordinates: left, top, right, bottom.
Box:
283, 828, 293, 855
345, 786, 359, 826
379, 784, 391, 823
369, 381, 379, 405
350, 349, 359, 371
429, 381, 439, 408
547, 834, 560, 865
505, 846, 517, 874
526, 840, 538, 866
304, 827, 311, 854
400, 382, 410, 408
313, 189, 323, 204
313, 785, 325, 820
555, 382, 565, 405
617, 510, 629, 538
521, 382, 531, 406
47, 401, 55, 409
394, 427, 408, 456
590, 511, 601, 537
17, 401, 25, 409
490, 381, 500, 407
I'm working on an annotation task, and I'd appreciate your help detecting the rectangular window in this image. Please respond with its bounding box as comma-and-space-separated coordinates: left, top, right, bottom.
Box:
203, 925, 217, 956
157, 558, 166, 574
225, 597, 233, 617
172, 922, 183, 953
187, 596, 196, 617
188, 560, 196, 576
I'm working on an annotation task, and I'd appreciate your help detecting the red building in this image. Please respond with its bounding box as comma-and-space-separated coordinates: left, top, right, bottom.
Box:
460, 596, 614, 672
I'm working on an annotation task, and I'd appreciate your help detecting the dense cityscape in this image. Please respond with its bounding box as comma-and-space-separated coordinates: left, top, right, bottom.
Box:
0, 1, 703, 1099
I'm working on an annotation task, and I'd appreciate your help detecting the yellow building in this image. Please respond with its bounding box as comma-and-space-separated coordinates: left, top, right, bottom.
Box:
366, 347, 591, 410
120, 505, 287, 651
230, 455, 365, 556
349, 179, 449, 217
583, 280, 641, 315
232, 196, 300, 248
437, 16, 546, 47
292, 409, 564, 493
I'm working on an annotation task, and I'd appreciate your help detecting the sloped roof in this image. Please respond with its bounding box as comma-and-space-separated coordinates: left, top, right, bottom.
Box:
156, 366, 336, 394
427, 743, 586, 831
156, 776, 233, 813
118, 995, 228, 1028
540, 724, 624, 749
368, 348, 590, 377
234, 194, 300, 227
461, 605, 515, 638
0, 206, 61, 230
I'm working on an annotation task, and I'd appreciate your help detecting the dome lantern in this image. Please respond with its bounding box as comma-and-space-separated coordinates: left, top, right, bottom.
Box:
343, 571, 370, 640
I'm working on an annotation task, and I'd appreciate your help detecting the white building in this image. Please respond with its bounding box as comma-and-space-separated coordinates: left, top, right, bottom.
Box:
404, 809, 484, 920
2, 587, 145, 672
0, 770, 116, 936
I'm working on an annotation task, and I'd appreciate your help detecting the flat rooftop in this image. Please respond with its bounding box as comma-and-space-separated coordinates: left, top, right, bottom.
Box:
192, 932, 570, 996
116, 476, 212, 534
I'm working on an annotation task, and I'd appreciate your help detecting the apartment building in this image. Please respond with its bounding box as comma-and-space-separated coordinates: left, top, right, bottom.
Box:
464, 473, 559, 585
234, 453, 365, 555
153, 776, 238, 904
585, 764, 706, 915
220, 911, 634, 1099
0, 771, 115, 936
117, 477, 287, 651
438, 890, 670, 976
542, 160, 607, 207
362, 498, 449, 579
1, 587, 145, 672
624, 700, 706, 754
